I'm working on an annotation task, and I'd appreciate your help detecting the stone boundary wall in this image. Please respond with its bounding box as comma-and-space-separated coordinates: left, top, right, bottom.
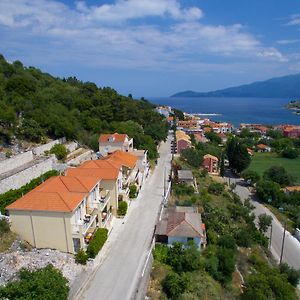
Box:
33, 138, 65, 156
0, 151, 34, 175
0, 157, 56, 194
67, 150, 93, 167
65, 142, 78, 153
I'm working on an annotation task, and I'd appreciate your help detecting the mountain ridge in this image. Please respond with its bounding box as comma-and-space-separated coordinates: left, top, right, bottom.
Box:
172, 73, 300, 98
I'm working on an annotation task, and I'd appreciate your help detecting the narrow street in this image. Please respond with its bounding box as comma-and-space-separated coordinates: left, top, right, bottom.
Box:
225, 174, 300, 270
81, 135, 172, 300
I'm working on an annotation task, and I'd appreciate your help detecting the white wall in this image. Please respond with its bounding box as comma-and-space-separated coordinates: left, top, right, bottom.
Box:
0, 157, 56, 194
33, 138, 65, 156
0, 151, 34, 175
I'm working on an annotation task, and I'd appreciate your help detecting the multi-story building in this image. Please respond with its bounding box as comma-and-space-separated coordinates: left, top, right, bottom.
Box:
202, 154, 219, 174
99, 133, 133, 157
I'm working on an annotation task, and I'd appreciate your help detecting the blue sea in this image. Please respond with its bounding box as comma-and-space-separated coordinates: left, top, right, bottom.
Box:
149, 97, 300, 127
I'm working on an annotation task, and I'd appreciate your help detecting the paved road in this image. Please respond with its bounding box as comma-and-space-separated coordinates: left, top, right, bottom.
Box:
226, 174, 300, 270
82, 136, 172, 300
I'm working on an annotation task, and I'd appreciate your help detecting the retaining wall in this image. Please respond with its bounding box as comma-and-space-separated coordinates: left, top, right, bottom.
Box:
0, 157, 56, 194
0, 152, 34, 175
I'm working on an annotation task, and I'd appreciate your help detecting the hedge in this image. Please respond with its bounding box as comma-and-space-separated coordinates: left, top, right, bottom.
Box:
117, 201, 128, 216
86, 228, 108, 259
0, 170, 59, 214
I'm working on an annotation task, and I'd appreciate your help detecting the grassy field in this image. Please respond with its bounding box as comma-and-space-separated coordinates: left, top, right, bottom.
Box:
247, 153, 300, 184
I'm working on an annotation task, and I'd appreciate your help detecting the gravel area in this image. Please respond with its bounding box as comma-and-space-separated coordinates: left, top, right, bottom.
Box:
0, 239, 85, 286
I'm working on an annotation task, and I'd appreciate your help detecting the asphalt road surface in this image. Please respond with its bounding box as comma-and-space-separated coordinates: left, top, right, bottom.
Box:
226, 174, 300, 270
82, 135, 172, 300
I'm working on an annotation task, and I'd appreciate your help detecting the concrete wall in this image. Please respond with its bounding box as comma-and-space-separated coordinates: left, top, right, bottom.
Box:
9, 210, 74, 253
65, 142, 78, 153
0, 151, 34, 175
33, 139, 65, 156
0, 157, 56, 194
67, 150, 93, 166
101, 179, 118, 215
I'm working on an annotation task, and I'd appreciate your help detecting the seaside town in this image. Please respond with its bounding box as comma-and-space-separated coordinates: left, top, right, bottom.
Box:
0, 102, 300, 299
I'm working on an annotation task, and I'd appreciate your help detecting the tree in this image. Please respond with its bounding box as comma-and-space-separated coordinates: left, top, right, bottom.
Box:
279, 263, 300, 287
263, 166, 292, 187
205, 131, 222, 144
181, 148, 203, 168
226, 138, 251, 173
256, 180, 281, 203
50, 144, 68, 161
162, 272, 190, 299
282, 148, 299, 159
219, 153, 225, 177
242, 170, 260, 185
0, 265, 69, 300
208, 182, 224, 195
258, 213, 272, 233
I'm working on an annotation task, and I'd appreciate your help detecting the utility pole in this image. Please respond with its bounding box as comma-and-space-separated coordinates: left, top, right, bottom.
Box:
280, 222, 286, 264
163, 167, 166, 197
269, 223, 273, 250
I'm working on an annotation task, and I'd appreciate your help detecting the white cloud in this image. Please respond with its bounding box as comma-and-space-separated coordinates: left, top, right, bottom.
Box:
0, 0, 288, 71
286, 13, 300, 26
276, 39, 300, 45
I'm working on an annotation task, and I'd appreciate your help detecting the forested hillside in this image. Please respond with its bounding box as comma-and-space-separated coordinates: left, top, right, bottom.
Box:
0, 55, 168, 159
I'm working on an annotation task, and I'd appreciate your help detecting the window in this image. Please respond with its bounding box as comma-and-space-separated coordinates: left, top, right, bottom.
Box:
187, 237, 194, 242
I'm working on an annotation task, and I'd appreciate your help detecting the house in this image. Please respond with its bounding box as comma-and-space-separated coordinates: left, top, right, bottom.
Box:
6, 175, 112, 254
282, 126, 300, 138
129, 149, 150, 188
256, 144, 271, 152
178, 170, 194, 186
194, 133, 208, 143
203, 154, 219, 174
98, 133, 133, 157
155, 206, 206, 249
176, 130, 191, 154
218, 132, 228, 144
156, 106, 172, 118
283, 186, 300, 195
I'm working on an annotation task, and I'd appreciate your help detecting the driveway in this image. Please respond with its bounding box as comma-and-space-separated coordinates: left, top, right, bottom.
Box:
225, 173, 300, 270
81, 136, 172, 300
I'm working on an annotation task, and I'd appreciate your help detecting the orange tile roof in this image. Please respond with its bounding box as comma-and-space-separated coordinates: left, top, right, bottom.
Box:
285, 186, 300, 192
66, 167, 119, 180
6, 176, 97, 212
99, 133, 128, 143
104, 150, 137, 169
257, 143, 268, 149
80, 159, 121, 170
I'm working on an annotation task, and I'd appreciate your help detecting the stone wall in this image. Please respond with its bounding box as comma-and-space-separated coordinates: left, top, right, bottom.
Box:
33, 138, 65, 156
65, 142, 78, 153
67, 150, 94, 167
0, 151, 34, 175
0, 157, 56, 194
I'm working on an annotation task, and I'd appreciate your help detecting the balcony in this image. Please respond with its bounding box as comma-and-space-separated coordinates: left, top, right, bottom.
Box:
99, 189, 110, 211
101, 212, 112, 229
71, 213, 97, 236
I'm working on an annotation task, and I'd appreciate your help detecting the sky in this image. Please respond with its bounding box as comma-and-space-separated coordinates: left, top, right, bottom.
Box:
0, 0, 300, 97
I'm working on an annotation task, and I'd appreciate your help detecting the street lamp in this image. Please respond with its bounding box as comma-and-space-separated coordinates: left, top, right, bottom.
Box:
280, 220, 287, 265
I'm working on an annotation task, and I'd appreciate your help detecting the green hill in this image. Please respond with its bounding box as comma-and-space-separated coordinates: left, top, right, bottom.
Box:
0, 55, 168, 159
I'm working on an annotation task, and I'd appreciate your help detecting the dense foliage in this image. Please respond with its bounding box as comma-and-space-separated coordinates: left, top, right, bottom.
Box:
263, 166, 293, 187
0, 265, 69, 300
0, 55, 168, 159
0, 170, 59, 214
86, 228, 108, 259
226, 138, 251, 173
117, 201, 128, 216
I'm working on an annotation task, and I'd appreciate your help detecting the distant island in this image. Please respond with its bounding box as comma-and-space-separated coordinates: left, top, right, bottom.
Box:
286, 100, 300, 115
172, 73, 300, 98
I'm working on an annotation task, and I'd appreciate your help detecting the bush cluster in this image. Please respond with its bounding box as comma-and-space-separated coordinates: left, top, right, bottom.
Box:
50, 144, 68, 161
129, 184, 137, 199
117, 201, 128, 216
208, 182, 224, 195
86, 228, 108, 259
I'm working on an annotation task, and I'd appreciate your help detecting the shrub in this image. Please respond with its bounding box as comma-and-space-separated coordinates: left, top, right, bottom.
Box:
282, 148, 299, 159
173, 183, 194, 196
50, 144, 68, 161
0, 219, 9, 236
75, 248, 88, 265
279, 263, 300, 287
242, 170, 260, 185
129, 184, 137, 199
208, 182, 224, 195
162, 272, 190, 299
0, 265, 69, 300
86, 228, 108, 259
117, 201, 128, 216
263, 166, 292, 187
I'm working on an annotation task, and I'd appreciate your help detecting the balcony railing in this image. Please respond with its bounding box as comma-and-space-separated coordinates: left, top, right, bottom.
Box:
71, 214, 98, 236
99, 190, 110, 210
101, 212, 112, 228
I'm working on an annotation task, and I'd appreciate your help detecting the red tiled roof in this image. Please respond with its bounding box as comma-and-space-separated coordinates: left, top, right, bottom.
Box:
99, 133, 128, 143
104, 150, 138, 169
